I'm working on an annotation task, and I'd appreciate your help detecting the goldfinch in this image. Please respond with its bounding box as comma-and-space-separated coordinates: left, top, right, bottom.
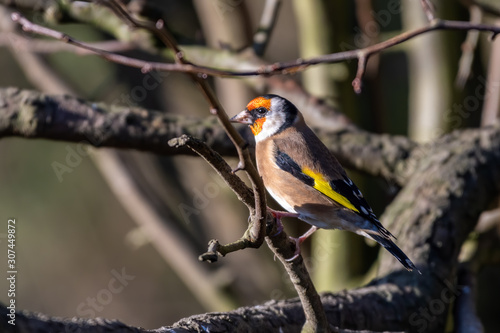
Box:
230, 95, 419, 272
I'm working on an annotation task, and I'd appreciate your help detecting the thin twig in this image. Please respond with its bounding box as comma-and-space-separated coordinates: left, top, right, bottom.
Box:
167, 134, 332, 331
2, 23, 236, 311
101, 0, 268, 249
167, 135, 254, 220
100, 0, 187, 61
104, 3, 328, 330
420, 0, 436, 22
11, 12, 500, 89
354, 0, 380, 80
92, 150, 237, 311
253, 0, 281, 56
0, 31, 135, 54
266, 232, 330, 333
352, 53, 367, 94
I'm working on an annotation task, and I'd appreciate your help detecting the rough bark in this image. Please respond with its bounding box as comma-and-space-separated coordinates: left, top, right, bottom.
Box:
0, 87, 414, 185
1, 86, 499, 332
0, 87, 234, 156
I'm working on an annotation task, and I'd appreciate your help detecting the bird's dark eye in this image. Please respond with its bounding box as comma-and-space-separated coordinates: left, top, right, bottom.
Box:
256, 107, 267, 115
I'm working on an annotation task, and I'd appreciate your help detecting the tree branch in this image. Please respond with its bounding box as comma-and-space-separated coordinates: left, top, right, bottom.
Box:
167, 134, 330, 331
419, 0, 436, 22
1, 116, 499, 333
0, 87, 233, 154
104, 3, 326, 328
168, 134, 254, 209
9, 12, 500, 89
102, 0, 267, 254
0, 87, 416, 185
2, 2, 500, 333
0, 31, 135, 54
168, 134, 257, 262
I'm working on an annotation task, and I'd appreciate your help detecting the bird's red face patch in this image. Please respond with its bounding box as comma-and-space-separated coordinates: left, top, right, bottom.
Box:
246, 96, 271, 136
246, 97, 271, 112
250, 117, 266, 136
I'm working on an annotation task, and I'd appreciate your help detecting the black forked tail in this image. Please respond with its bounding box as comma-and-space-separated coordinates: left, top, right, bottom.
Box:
370, 234, 421, 274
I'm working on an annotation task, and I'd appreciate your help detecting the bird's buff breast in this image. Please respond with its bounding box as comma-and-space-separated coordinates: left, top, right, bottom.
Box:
266, 183, 348, 230
257, 144, 343, 229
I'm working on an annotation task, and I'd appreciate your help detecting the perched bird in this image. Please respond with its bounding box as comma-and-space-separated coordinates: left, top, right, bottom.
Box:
230, 94, 419, 272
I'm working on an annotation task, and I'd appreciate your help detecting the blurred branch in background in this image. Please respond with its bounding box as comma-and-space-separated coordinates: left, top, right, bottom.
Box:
87, 1, 331, 330
1, 0, 500, 332
102, 0, 268, 249
0, 31, 135, 54
456, 5, 482, 89
7, 9, 500, 88
419, 0, 435, 22
2, 118, 500, 331
0, 5, 237, 310
0, 87, 418, 186
481, 18, 500, 126
457, 206, 500, 332
94, 149, 237, 311
252, 0, 281, 57
292, 0, 337, 103
291, 0, 351, 293
193, 0, 254, 112
403, 0, 451, 142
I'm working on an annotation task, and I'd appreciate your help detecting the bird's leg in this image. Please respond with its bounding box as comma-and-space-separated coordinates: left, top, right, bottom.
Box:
286, 226, 319, 261
268, 207, 300, 219
267, 207, 318, 260
267, 208, 299, 236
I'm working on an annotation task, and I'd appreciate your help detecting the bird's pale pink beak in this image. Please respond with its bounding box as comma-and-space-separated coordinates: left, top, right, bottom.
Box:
230, 110, 253, 125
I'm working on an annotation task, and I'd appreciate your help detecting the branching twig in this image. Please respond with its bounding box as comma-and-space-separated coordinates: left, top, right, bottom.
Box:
10, 13, 500, 93
167, 134, 330, 331
5, 4, 500, 332
168, 134, 257, 262
168, 135, 254, 210
103, 3, 329, 330
354, 0, 380, 81
2, 114, 500, 331
352, 53, 367, 94
100, 0, 187, 62
0, 87, 416, 185
0, 31, 135, 54
100, 0, 267, 250
419, 0, 436, 22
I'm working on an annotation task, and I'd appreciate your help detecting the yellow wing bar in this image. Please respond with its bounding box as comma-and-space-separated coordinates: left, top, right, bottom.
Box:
302, 167, 360, 213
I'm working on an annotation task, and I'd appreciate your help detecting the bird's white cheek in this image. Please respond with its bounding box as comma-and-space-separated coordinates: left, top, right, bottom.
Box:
254, 123, 272, 142
255, 118, 280, 142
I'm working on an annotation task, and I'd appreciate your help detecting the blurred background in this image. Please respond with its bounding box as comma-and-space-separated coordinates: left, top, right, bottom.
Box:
0, 0, 499, 331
